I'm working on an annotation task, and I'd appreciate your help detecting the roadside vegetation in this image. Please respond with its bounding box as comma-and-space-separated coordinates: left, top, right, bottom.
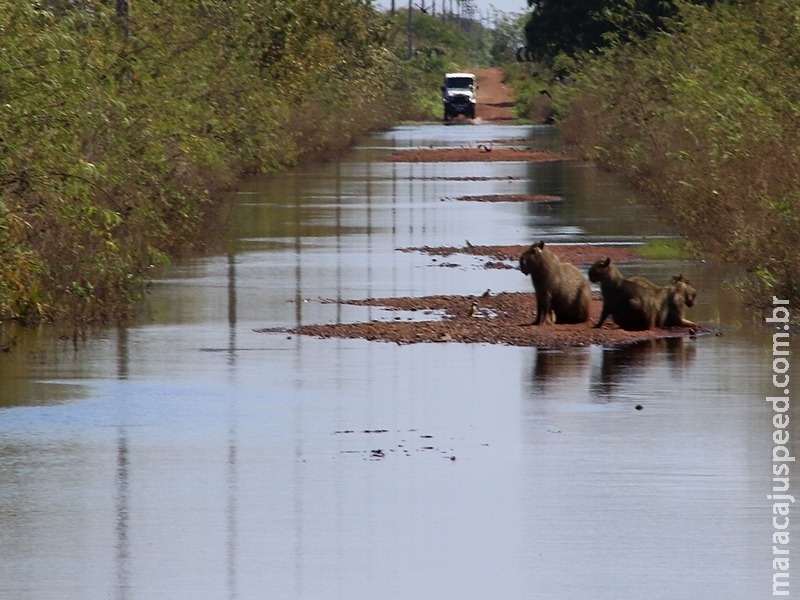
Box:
1, 1, 402, 325
0, 2, 379, 327
513, 0, 800, 306
0, 2, 523, 329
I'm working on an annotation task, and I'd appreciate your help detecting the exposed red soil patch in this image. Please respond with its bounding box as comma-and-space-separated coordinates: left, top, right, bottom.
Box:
416, 175, 522, 181
474, 67, 516, 122
382, 147, 572, 163
456, 194, 562, 203
400, 243, 642, 266
257, 292, 708, 348
254, 245, 705, 348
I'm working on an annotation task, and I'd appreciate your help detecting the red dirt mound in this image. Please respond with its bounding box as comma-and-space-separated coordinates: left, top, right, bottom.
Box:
456, 194, 562, 203
382, 147, 571, 163
257, 292, 708, 348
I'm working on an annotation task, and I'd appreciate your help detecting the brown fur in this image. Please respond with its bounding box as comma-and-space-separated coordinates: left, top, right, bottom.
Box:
519, 241, 591, 325
659, 274, 698, 327
589, 259, 699, 330
588, 258, 662, 330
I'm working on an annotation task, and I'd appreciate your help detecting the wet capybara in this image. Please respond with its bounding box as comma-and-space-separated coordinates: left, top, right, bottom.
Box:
589, 260, 700, 330
659, 274, 698, 328
588, 257, 663, 330
519, 241, 591, 325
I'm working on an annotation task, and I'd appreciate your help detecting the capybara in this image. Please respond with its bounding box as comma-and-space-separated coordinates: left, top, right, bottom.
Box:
589, 259, 699, 330
588, 257, 663, 330
659, 274, 698, 328
519, 241, 591, 325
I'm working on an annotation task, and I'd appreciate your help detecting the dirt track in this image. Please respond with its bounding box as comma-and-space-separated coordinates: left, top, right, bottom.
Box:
474, 67, 515, 121
382, 147, 570, 162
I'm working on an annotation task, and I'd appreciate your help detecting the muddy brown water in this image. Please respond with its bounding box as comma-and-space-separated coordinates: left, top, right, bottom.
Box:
0, 122, 797, 599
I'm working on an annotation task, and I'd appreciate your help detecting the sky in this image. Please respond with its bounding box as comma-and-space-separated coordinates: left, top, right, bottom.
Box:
374, 0, 531, 22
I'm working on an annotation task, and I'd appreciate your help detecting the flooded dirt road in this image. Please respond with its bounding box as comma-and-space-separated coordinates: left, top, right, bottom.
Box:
0, 122, 796, 599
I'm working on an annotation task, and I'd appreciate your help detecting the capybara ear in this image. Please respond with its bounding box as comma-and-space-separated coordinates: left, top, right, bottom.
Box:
602, 257, 611, 267
536, 240, 545, 250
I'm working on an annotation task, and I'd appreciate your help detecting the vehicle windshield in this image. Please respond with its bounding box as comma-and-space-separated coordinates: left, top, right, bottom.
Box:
445, 77, 474, 89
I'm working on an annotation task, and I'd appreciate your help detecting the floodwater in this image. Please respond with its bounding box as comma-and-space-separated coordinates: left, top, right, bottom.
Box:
1, 123, 797, 599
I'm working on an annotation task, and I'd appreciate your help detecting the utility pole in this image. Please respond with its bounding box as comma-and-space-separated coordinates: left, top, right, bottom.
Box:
407, 0, 412, 58
116, 0, 129, 37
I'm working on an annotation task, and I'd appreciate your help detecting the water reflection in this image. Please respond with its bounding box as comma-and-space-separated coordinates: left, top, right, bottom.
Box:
226, 250, 239, 600
0, 123, 790, 599
227, 251, 238, 365
226, 415, 238, 600
114, 428, 130, 600
115, 327, 130, 600
530, 347, 592, 394
529, 338, 698, 403
592, 337, 697, 400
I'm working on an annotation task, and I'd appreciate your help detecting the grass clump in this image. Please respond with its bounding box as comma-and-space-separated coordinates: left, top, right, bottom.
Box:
635, 238, 694, 261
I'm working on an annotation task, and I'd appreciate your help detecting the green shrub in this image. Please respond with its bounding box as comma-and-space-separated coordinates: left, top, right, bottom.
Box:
0, 0, 401, 325
558, 0, 800, 305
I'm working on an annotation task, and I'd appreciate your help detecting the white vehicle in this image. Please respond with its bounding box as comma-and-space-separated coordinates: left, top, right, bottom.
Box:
441, 72, 476, 121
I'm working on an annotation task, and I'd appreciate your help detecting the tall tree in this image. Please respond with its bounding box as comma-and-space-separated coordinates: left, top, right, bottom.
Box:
523, 0, 714, 68
524, 0, 608, 64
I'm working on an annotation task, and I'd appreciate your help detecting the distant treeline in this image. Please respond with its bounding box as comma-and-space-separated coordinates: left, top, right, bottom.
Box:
0, 1, 404, 325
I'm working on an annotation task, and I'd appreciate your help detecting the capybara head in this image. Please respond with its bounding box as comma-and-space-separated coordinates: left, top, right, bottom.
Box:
671, 274, 696, 307
588, 257, 612, 283
519, 241, 546, 276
